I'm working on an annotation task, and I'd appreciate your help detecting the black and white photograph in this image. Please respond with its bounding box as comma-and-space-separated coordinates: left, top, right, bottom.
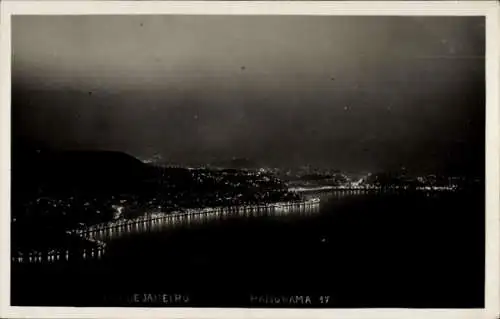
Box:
1, 1, 499, 318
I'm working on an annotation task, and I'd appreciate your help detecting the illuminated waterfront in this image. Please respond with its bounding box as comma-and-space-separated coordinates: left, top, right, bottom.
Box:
11, 187, 483, 307
11, 186, 462, 264
11, 198, 321, 263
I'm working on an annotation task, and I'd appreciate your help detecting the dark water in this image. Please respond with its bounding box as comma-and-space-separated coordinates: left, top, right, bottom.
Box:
11, 190, 485, 308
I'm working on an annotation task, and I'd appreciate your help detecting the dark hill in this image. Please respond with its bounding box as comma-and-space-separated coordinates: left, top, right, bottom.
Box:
12, 150, 154, 197
40, 150, 145, 172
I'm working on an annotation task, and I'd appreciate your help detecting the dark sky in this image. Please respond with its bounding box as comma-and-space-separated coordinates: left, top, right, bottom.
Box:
12, 15, 485, 174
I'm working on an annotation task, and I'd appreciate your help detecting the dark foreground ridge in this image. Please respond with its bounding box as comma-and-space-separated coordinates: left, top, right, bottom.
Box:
13, 148, 153, 196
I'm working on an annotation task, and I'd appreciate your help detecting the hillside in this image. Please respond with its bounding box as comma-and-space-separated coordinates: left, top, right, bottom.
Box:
12, 149, 154, 197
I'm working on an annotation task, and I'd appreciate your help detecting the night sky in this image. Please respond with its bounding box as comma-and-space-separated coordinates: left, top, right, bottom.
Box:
12, 15, 485, 174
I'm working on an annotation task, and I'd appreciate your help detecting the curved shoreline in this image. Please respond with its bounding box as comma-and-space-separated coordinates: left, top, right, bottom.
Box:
75, 197, 320, 236
11, 198, 321, 264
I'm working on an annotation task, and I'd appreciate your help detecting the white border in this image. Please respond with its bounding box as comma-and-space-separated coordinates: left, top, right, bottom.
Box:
1, 1, 499, 319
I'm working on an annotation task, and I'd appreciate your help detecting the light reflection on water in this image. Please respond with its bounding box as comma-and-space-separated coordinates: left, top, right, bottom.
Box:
90, 203, 322, 242
88, 189, 380, 242
11, 190, 422, 264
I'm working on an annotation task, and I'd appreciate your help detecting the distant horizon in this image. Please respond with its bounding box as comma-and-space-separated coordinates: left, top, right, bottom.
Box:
12, 139, 483, 177
12, 15, 485, 176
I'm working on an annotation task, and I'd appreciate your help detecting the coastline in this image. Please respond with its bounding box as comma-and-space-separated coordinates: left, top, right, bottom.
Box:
11, 197, 321, 264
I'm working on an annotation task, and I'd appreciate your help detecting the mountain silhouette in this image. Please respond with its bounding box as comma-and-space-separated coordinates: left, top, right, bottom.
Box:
12, 148, 153, 197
